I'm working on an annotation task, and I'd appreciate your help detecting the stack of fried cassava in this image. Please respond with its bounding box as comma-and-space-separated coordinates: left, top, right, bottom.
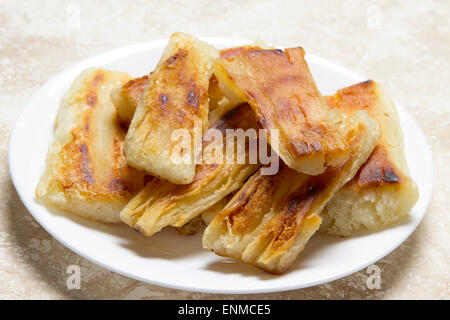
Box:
36, 33, 418, 274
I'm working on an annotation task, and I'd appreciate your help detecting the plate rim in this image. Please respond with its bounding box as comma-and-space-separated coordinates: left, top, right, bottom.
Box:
8, 37, 434, 294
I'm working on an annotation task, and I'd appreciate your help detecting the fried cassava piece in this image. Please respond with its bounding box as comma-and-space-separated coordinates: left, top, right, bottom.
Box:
111, 74, 227, 127
203, 110, 380, 273
120, 104, 261, 236
214, 46, 350, 175
110, 74, 150, 126
124, 32, 219, 184
36, 68, 146, 223
321, 80, 419, 236
110, 43, 273, 128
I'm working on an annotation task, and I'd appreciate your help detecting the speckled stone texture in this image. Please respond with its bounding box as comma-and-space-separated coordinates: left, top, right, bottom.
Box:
0, 0, 448, 299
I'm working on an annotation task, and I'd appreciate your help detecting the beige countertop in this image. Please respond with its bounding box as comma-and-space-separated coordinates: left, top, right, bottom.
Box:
0, 0, 448, 299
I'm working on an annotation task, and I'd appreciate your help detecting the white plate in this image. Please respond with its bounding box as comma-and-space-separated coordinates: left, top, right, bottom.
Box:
9, 38, 433, 294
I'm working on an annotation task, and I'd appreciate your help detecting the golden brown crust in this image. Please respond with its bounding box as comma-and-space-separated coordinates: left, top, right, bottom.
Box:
214, 47, 349, 175
124, 33, 219, 184
353, 146, 401, 187
109, 45, 271, 129
224, 171, 280, 235
121, 104, 261, 236
201, 192, 236, 225
36, 68, 147, 223
220, 45, 269, 59
175, 216, 204, 235
135, 49, 207, 129
124, 75, 150, 102
52, 69, 145, 200
321, 80, 419, 236
324, 80, 404, 189
111, 73, 225, 127
203, 110, 380, 273
110, 74, 150, 126
207, 102, 259, 136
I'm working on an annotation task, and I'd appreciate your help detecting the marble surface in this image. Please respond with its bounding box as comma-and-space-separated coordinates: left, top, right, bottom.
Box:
0, 0, 448, 299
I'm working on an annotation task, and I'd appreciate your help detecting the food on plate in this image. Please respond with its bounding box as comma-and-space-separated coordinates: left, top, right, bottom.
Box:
34, 32, 420, 275
321, 80, 419, 236
199, 81, 420, 237
214, 46, 350, 175
109, 45, 272, 128
35, 68, 146, 223
202, 110, 380, 273
110, 74, 150, 126
120, 104, 261, 236
111, 74, 224, 127
124, 32, 219, 184
201, 193, 235, 225
175, 216, 204, 235
208, 74, 224, 109
206, 98, 235, 125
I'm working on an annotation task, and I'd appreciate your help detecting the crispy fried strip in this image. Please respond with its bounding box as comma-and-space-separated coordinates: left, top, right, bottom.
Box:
110, 74, 150, 126
111, 74, 225, 127
110, 43, 273, 128
124, 33, 219, 184
36, 68, 146, 223
111, 41, 272, 127
120, 104, 261, 236
214, 46, 350, 175
321, 80, 419, 236
203, 111, 380, 273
